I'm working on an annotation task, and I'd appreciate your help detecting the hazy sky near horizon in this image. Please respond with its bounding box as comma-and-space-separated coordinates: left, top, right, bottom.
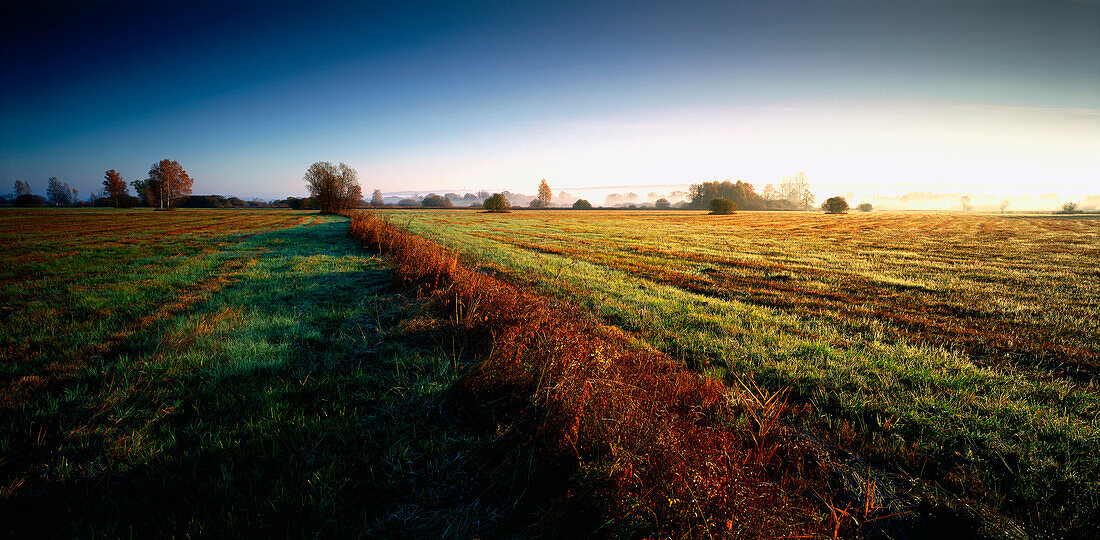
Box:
1, 0, 1097, 200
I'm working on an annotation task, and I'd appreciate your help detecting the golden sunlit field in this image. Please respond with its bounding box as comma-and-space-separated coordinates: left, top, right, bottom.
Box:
384, 209, 1100, 536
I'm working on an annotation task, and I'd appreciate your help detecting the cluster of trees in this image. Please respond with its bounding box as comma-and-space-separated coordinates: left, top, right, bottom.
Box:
1, 159, 197, 209
1, 178, 81, 207
688, 174, 815, 212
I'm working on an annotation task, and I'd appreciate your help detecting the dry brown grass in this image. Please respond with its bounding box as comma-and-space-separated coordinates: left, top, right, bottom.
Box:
349, 211, 850, 537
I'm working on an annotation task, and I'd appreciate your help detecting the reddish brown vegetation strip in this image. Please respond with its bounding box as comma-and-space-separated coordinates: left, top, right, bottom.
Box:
347, 212, 852, 537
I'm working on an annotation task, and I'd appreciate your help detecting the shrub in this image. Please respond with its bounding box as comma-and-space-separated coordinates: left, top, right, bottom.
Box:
397, 198, 420, 207
822, 196, 849, 214
422, 194, 453, 208
856, 202, 873, 212
572, 199, 593, 210
709, 198, 736, 215
484, 193, 511, 213
1061, 202, 1079, 214
178, 195, 231, 208
13, 194, 45, 207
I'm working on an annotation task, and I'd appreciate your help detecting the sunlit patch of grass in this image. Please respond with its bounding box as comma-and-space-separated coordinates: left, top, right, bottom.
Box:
379, 208, 1100, 536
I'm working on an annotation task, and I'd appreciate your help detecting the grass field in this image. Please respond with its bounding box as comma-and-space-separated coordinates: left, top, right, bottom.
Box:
0, 209, 525, 536
383, 209, 1100, 536
4, 207, 1097, 537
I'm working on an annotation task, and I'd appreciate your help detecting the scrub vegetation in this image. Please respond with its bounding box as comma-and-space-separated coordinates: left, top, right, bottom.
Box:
381, 208, 1100, 537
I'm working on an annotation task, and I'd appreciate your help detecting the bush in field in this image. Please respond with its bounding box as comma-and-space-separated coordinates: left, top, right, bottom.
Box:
572, 199, 593, 210
13, 194, 45, 207
822, 196, 849, 214
484, 193, 511, 213
1061, 202, 1079, 214
422, 194, 453, 207
709, 198, 736, 215
856, 202, 873, 212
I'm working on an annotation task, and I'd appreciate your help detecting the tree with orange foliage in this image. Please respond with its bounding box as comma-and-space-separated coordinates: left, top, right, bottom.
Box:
102, 169, 129, 207
147, 159, 193, 209
531, 178, 552, 208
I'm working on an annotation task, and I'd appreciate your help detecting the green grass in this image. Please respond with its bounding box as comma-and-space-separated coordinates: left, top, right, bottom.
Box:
0, 210, 515, 536
380, 209, 1100, 536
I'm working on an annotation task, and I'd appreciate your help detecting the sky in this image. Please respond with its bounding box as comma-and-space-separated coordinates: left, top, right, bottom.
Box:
1, 0, 1097, 202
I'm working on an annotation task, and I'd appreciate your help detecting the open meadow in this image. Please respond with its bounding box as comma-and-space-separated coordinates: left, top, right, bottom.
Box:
3, 207, 1098, 537
0, 209, 523, 536
383, 208, 1100, 536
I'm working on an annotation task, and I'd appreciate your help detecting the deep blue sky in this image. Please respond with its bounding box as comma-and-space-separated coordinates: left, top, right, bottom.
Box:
2, 0, 1097, 200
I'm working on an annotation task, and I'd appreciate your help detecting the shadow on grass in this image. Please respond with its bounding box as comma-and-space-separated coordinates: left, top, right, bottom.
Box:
2, 219, 562, 537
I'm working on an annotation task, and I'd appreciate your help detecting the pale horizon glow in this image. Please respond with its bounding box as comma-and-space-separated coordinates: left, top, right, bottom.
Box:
2, 1, 1097, 205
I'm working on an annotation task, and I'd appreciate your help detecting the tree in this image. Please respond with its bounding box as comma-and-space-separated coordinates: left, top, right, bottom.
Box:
131, 179, 152, 206
13, 180, 31, 196
572, 199, 592, 210
856, 202, 873, 212
422, 194, 453, 207
304, 161, 361, 214
688, 179, 765, 210
654, 198, 671, 209
1061, 202, 1079, 214
822, 196, 849, 214
530, 178, 552, 208
761, 183, 780, 201
147, 159, 194, 209
960, 195, 972, 212
47, 177, 74, 206
709, 198, 736, 214
778, 172, 815, 209
103, 169, 129, 207
484, 193, 511, 213
999, 199, 1010, 213
370, 189, 385, 206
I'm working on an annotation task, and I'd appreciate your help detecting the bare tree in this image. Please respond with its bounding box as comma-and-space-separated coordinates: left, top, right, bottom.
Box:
779, 172, 814, 209
305, 161, 361, 214
47, 177, 74, 206
761, 183, 780, 201
13, 180, 31, 196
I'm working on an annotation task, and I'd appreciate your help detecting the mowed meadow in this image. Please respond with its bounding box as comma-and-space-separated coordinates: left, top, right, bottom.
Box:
385, 209, 1100, 536
2, 207, 1098, 537
0, 209, 522, 536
